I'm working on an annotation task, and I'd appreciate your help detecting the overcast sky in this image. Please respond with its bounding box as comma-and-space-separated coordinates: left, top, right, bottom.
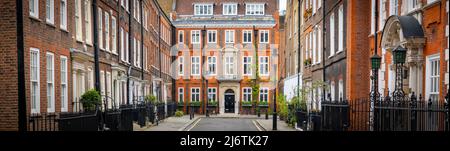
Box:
280, 0, 286, 12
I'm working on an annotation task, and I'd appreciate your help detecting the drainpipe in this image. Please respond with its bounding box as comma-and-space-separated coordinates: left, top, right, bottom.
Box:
297, 0, 302, 109
93, 0, 100, 94
16, 0, 26, 131
127, 0, 132, 104
140, 0, 144, 96
158, 10, 162, 103
322, 0, 326, 101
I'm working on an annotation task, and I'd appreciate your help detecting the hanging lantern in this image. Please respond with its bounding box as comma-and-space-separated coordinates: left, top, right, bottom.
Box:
392, 46, 407, 64
370, 54, 382, 70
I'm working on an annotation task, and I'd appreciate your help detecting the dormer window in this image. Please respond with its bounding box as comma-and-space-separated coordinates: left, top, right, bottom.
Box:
246, 4, 264, 15
194, 4, 213, 16
223, 4, 237, 15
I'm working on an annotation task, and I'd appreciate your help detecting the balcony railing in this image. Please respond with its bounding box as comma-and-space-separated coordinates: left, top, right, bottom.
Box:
217, 74, 241, 81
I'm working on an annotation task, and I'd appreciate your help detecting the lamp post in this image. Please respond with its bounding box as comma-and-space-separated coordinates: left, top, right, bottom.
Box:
369, 0, 380, 131
392, 46, 407, 101
206, 79, 209, 117
201, 26, 206, 115
273, 89, 277, 130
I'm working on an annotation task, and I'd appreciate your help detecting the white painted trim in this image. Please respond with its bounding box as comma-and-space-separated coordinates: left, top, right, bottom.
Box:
30, 48, 40, 114
425, 53, 440, 101
60, 56, 68, 112
46, 52, 55, 113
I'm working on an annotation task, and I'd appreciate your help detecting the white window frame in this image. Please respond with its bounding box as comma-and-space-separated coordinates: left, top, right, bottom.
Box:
338, 5, 344, 53
330, 82, 336, 101
194, 4, 213, 16
191, 56, 200, 76
30, 48, 40, 114
207, 30, 217, 43
125, 31, 129, 63
120, 27, 125, 62
225, 56, 235, 75
243, 30, 253, 43
75, 0, 82, 41
46, 0, 55, 24
112, 16, 117, 54
178, 30, 184, 44
191, 30, 201, 44
178, 88, 184, 103
191, 88, 200, 102
225, 30, 235, 44
259, 56, 269, 76
259, 88, 269, 102
246, 3, 265, 15
105, 12, 110, 52
60, 0, 67, 30
98, 8, 103, 50
85, 0, 92, 44
60, 56, 68, 112
338, 79, 344, 101
29, 0, 39, 18
208, 88, 217, 102
259, 30, 269, 44
208, 56, 216, 75
390, 0, 399, 16
100, 71, 105, 96
426, 54, 440, 101
179, 56, 184, 75
243, 88, 252, 102
243, 56, 252, 76
329, 13, 335, 57
46, 52, 55, 113
223, 3, 238, 15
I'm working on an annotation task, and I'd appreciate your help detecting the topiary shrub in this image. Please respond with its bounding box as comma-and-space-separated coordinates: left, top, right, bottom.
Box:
80, 89, 101, 112
175, 110, 184, 117
145, 95, 157, 104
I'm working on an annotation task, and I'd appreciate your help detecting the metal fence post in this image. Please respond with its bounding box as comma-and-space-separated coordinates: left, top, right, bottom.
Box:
410, 92, 417, 131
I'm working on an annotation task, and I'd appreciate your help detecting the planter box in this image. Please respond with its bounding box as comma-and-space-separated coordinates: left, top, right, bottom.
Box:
296, 110, 308, 129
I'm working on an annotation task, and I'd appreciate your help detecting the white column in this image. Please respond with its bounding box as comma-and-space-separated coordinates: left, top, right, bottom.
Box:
72, 70, 77, 111
409, 66, 417, 94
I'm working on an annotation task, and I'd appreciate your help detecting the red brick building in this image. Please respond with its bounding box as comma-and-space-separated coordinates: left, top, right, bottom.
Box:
170, 0, 280, 114
369, 0, 449, 101
0, 0, 173, 131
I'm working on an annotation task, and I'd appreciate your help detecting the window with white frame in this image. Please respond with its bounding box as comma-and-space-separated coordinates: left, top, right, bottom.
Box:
30, 48, 40, 114
243, 56, 252, 75
46, 52, 55, 113
191, 56, 200, 75
144, 9, 148, 30
178, 30, 184, 44
427, 55, 440, 101
318, 27, 322, 63
178, 88, 184, 103
100, 71, 105, 96
427, 0, 438, 5
120, 28, 125, 61
208, 56, 216, 75
98, 8, 103, 49
259, 88, 268, 102
178, 57, 184, 75
225, 56, 235, 75
243, 88, 252, 102
225, 30, 235, 43
112, 16, 117, 54
106, 72, 111, 100
246, 4, 265, 15
338, 79, 343, 101
243, 30, 252, 43
60, 56, 68, 112
85, 0, 92, 44
390, 0, 398, 16
46, 0, 54, 24
134, 38, 137, 66
223, 4, 237, 15
194, 4, 213, 15
29, 0, 39, 18
259, 30, 269, 43
105, 12, 110, 51
191, 30, 200, 44
313, 29, 317, 64
329, 13, 335, 57
259, 56, 269, 76
371, 0, 375, 34
330, 82, 335, 101
88, 67, 94, 89
208, 88, 217, 102
379, 0, 386, 31
60, 0, 67, 30
208, 30, 217, 43
75, 0, 82, 41
309, 32, 313, 59
191, 88, 200, 102
338, 5, 344, 53
125, 31, 129, 62
144, 46, 147, 70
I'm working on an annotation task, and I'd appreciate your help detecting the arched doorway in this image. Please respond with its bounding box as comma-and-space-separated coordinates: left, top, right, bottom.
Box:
381, 15, 425, 96
224, 89, 235, 113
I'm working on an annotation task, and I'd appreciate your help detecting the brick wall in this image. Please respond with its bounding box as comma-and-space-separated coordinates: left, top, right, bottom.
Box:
0, 0, 19, 131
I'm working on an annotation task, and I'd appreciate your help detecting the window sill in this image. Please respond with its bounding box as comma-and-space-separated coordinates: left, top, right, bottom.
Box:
76, 39, 85, 44
29, 15, 41, 22
46, 22, 56, 28
60, 27, 69, 33
328, 55, 335, 59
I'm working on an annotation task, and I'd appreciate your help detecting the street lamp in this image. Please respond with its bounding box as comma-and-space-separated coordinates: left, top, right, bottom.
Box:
392, 46, 407, 101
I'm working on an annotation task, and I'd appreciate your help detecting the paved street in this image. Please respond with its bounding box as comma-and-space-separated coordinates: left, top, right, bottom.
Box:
189, 118, 259, 131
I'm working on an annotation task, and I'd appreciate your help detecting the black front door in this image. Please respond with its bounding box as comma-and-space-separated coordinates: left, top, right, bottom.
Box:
225, 95, 235, 113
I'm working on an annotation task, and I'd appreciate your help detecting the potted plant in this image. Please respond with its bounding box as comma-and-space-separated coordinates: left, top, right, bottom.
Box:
207, 100, 217, 107
304, 58, 312, 66
145, 95, 157, 104
80, 89, 101, 112
242, 101, 252, 107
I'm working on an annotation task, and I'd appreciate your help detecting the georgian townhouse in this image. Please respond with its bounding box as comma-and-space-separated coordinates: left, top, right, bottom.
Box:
370, 0, 449, 101
171, 0, 280, 114
1, 0, 74, 130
